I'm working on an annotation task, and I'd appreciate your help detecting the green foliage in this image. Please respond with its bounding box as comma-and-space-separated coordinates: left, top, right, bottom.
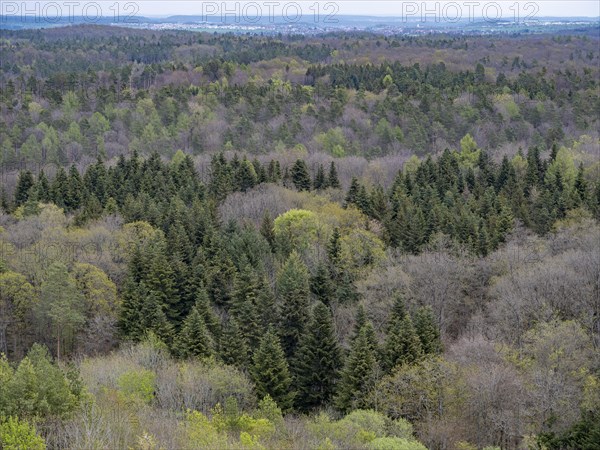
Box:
457, 134, 481, 169
251, 329, 295, 412
117, 369, 156, 404
382, 295, 422, 373
308, 410, 425, 449
176, 306, 214, 359
294, 302, 342, 410
0, 345, 80, 419
316, 128, 347, 157
0, 417, 46, 450
274, 209, 320, 255
335, 323, 378, 412
368, 437, 427, 450
276, 251, 310, 359
180, 409, 229, 449
413, 306, 442, 355
290, 159, 312, 191
219, 318, 250, 368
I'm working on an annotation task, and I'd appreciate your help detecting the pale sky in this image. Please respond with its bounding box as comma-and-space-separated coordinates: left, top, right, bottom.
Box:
9, 1, 600, 19
134, 1, 600, 18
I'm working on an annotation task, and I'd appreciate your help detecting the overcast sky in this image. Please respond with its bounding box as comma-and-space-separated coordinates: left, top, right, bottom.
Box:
9, 1, 600, 19
134, 1, 600, 18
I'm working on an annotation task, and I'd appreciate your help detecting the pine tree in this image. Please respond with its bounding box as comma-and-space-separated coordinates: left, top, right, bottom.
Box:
313, 164, 326, 190
236, 157, 258, 192
574, 163, 588, 205
414, 306, 442, 355
219, 318, 250, 368
177, 306, 213, 359
381, 294, 422, 373
143, 237, 180, 325
550, 142, 559, 161
351, 304, 368, 343
293, 302, 342, 411
140, 288, 175, 345
251, 328, 295, 411
256, 277, 278, 330
327, 227, 342, 269
345, 177, 361, 207
231, 264, 261, 347
290, 159, 311, 191
310, 262, 335, 305
277, 251, 310, 359
369, 185, 388, 221
65, 165, 83, 211
194, 284, 221, 339
327, 161, 341, 189
36, 170, 51, 203
260, 211, 276, 251
335, 322, 378, 413
14, 171, 35, 206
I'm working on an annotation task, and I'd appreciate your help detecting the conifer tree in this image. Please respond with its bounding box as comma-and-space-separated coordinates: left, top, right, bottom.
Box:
140, 288, 175, 346
351, 304, 368, 343
231, 264, 261, 347
177, 306, 213, 359
119, 265, 144, 341
14, 171, 35, 206
327, 227, 342, 268
219, 318, 249, 368
236, 157, 258, 192
194, 284, 221, 339
381, 294, 422, 373
414, 306, 442, 355
293, 302, 342, 411
327, 161, 341, 189
36, 170, 51, 203
369, 185, 388, 221
256, 277, 278, 330
345, 177, 361, 207
290, 159, 311, 191
277, 251, 310, 359
335, 322, 378, 412
260, 211, 276, 251
65, 165, 83, 211
143, 237, 180, 324
310, 262, 335, 305
251, 328, 295, 411
574, 163, 588, 205
313, 164, 326, 190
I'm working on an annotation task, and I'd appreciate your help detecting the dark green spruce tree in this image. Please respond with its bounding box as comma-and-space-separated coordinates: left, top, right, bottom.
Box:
381, 294, 422, 373
176, 306, 213, 359
310, 262, 335, 305
293, 302, 342, 411
277, 251, 310, 359
219, 318, 250, 368
335, 321, 378, 413
414, 306, 442, 355
251, 328, 295, 412
327, 161, 341, 189
290, 159, 311, 191
313, 164, 326, 190
230, 264, 262, 348
14, 170, 35, 206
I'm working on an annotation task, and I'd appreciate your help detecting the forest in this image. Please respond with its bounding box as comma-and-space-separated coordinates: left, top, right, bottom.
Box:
0, 25, 599, 450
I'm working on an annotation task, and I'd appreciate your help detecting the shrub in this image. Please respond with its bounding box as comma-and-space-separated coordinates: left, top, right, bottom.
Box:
117, 369, 156, 404
368, 437, 427, 450
0, 417, 46, 450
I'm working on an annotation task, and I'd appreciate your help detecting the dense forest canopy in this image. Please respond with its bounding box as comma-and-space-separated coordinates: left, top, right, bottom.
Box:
0, 25, 599, 450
